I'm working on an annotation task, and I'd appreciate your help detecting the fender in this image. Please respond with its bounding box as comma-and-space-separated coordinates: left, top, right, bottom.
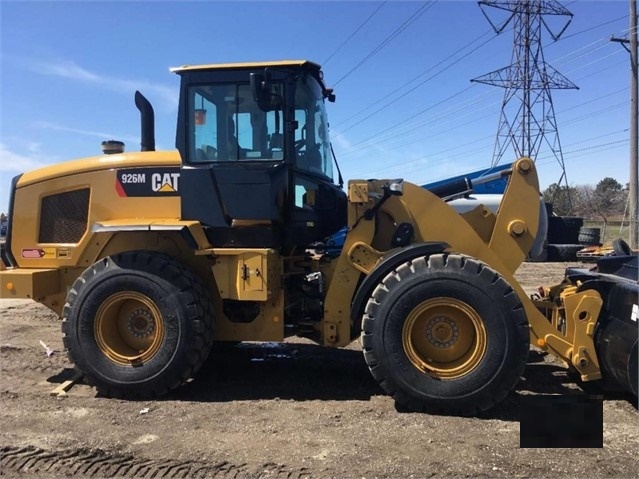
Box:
349, 241, 449, 338
90, 219, 210, 251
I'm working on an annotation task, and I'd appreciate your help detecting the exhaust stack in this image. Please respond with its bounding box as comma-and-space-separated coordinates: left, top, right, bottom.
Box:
134, 91, 156, 152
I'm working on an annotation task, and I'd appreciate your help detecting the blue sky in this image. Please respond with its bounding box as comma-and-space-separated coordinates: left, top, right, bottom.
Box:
0, 0, 633, 214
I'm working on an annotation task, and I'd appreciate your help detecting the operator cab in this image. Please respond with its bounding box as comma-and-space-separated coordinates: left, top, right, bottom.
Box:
173, 60, 347, 248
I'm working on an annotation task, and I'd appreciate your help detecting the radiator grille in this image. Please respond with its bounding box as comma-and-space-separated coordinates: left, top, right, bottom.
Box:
39, 188, 90, 243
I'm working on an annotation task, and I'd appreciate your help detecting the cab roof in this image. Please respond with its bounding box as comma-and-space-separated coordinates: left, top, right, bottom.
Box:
170, 60, 321, 73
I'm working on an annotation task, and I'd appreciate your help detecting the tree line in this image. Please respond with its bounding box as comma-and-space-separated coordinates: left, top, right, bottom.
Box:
542, 177, 628, 225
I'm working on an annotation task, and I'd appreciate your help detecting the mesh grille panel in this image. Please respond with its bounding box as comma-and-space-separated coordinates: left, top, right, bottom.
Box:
39, 188, 90, 243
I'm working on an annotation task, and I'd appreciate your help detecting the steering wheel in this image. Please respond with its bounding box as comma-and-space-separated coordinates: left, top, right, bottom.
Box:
612, 238, 631, 256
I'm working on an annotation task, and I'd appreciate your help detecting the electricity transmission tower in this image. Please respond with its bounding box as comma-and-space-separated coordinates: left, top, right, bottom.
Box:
471, 0, 578, 199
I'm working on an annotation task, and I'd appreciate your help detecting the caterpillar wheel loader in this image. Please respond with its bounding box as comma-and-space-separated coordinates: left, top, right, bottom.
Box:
0, 60, 636, 415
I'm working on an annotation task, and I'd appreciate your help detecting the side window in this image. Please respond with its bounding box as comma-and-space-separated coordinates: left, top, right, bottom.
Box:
192, 92, 218, 163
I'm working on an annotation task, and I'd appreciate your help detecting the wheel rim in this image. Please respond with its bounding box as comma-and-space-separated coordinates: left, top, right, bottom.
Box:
402, 297, 487, 379
94, 292, 165, 365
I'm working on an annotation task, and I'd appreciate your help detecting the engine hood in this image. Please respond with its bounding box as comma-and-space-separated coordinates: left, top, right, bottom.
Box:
17, 150, 182, 188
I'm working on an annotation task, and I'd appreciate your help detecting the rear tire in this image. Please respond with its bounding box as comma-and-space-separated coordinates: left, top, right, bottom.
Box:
62, 252, 214, 399
361, 254, 529, 415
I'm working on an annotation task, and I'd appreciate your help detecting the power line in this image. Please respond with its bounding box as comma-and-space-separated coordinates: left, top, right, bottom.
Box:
323, 2, 388, 66
338, 64, 625, 160
561, 128, 629, 146
536, 138, 629, 163
387, 131, 628, 185
334, 35, 499, 136
562, 54, 627, 81
378, 129, 629, 181
337, 83, 626, 163
332, 1, 438, 87
354, 100, 628, 179
340, 92, 501, 155
558, 86, 628, 113
562, 101, 627, 126
551, 37, 619, 67
333, 29, 496, 129
340, 84, 477, 150
558, 14, 627, 41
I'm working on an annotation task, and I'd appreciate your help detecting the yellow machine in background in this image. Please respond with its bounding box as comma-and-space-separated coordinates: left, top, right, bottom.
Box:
1, 60, 636, 414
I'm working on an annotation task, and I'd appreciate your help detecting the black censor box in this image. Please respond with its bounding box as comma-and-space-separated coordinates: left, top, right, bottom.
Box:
519, 395, 603, 448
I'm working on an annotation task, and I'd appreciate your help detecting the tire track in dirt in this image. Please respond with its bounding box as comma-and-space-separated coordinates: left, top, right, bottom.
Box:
0, 445, 313, 478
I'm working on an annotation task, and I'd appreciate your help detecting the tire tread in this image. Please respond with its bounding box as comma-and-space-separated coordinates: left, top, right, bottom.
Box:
361, 253, 529, 416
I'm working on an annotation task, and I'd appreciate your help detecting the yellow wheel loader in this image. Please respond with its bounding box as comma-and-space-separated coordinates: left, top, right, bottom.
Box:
0, 60, 636, 414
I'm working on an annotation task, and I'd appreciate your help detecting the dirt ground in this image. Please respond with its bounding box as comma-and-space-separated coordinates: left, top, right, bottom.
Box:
1, 261, 637, 478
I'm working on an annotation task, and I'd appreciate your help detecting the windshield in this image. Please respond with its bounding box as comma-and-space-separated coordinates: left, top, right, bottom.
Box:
294, 74, 333, 180
188, 83, 284, 162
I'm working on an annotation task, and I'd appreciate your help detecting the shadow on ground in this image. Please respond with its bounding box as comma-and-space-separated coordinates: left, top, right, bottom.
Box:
47, 344, 637, 420
177, 342, 378, 402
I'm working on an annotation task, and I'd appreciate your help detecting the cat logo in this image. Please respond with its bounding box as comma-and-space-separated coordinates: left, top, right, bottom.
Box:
152, 172, 180, 193
116, 167, 180, 197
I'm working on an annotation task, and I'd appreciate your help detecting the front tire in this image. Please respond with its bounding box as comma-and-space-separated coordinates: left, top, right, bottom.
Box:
361, 254, 529, 415
62, 252, 214, 399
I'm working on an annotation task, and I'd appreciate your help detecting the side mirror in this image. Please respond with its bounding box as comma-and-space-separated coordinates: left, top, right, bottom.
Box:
325, 88, 336, 103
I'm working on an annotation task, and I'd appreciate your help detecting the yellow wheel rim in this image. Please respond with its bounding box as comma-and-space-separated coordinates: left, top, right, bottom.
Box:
402, 297, 487, 379
94, 292, 165, 365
